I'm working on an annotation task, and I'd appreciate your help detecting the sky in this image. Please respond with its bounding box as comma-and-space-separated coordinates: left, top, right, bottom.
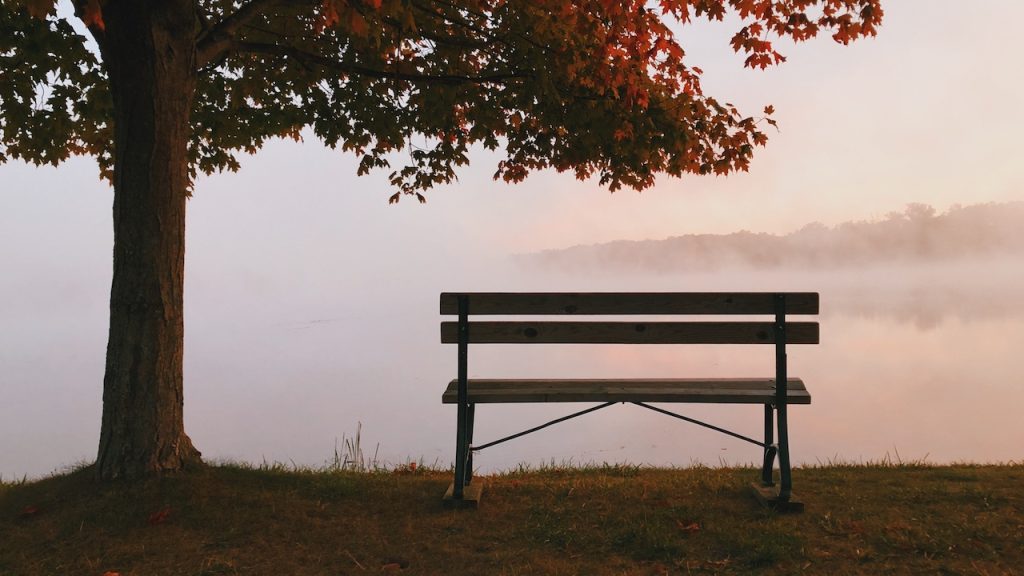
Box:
2, 1, 1024, 479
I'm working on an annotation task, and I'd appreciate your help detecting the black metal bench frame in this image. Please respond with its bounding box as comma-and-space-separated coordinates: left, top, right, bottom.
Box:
440, 292, 819, 510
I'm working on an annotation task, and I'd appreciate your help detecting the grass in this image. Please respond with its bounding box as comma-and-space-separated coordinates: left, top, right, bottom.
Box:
2, 461, 1023, 575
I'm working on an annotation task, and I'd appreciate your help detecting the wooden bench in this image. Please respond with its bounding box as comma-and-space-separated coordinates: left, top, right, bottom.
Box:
440, 292, 819, 511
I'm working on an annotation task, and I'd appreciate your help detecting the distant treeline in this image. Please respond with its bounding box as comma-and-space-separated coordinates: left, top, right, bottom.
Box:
528, 202, 1024, 272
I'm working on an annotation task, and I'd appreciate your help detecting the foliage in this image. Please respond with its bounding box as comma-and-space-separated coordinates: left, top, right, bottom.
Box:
2, 0, 882, 200
0, 4, 110, 173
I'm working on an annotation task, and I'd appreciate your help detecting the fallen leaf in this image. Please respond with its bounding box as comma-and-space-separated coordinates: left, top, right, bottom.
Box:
102, 572, 121, 576
676, 520, 700, 533
382, 558, 410, 570
147, 506, 171, 525
19, 505, 40, 518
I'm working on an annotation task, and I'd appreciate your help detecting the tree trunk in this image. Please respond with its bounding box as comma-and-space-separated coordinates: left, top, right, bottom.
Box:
94, 0, 202, 479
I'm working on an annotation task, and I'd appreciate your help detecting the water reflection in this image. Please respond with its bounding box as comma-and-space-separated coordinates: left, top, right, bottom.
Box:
818, 260, 1024, 329
3, 257, 1023, 480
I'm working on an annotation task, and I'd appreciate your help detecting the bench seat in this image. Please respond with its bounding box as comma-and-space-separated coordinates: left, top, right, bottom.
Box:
442, 378, 810, 405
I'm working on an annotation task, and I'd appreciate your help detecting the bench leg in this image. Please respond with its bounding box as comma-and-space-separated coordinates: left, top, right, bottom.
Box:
452, 295, 471, 499
466, 403, 475, 484
777, 401, 793, 501
453, 400, 470, 498
761, 404, 776, 486
772, 298, 795, 504
446, 403, 482, 507
752, 404, 803, 511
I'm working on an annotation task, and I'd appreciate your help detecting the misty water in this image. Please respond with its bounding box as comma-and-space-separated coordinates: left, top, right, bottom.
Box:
4, 250, 1022, 480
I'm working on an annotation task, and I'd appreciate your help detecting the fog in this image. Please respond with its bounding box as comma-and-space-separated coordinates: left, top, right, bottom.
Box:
3, 165, 1022, 479
525, 201, 1024, 329
528, 202, 1024, 273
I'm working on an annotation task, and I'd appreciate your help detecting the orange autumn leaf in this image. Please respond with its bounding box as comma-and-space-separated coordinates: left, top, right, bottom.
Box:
677, 520, 701, 533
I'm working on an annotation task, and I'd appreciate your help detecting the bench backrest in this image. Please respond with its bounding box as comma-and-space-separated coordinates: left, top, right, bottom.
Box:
440, 292, 819, 345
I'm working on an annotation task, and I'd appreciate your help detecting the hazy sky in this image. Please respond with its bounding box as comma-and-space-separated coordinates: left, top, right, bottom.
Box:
2, 1, 1024, 479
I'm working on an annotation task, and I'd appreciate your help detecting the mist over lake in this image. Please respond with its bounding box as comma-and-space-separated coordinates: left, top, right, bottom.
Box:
4, 188, 1021, 480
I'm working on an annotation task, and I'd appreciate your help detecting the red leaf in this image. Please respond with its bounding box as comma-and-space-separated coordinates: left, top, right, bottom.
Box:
18, 505, 40, 518
316, 0, 340, 32
147, 506, 171, 525
350, 11, 368, 37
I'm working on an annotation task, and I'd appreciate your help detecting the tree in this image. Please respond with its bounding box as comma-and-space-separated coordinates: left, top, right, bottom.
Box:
1, 0, 882, 479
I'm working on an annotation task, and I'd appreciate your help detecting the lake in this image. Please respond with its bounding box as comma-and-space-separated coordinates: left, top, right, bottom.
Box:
2, 255, 1022, 480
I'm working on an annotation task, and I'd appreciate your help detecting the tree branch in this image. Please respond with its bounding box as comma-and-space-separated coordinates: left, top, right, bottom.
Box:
232, 41, 531, 85
197, 0, 313, 68
417, 0, 546, 52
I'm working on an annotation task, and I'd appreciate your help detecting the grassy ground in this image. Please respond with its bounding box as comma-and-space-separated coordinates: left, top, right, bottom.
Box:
2, 462, 1022, 575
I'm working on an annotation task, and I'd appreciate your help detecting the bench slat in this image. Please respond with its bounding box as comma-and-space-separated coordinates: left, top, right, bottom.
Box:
440, 292, 819, 316
442, 378, 811, 404
441, 321, 819, 344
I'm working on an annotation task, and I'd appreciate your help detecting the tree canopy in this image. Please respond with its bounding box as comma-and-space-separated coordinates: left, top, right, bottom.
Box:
3, 0, 882, 201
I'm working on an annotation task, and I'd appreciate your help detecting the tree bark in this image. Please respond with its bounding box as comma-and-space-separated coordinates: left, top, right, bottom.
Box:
94, 0, 202, 479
